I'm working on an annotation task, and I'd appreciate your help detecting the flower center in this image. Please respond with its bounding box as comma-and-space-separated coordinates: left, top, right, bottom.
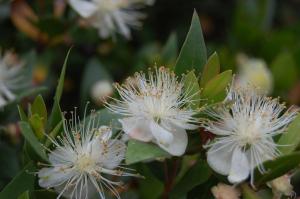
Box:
75, 154, 95, 172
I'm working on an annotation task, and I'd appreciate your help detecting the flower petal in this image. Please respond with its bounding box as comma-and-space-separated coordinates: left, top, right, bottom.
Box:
69, 0, 97, 18
207, 143, 233, 175
228, 147, 250, 184
158, 124, 188, 156
38, 167, 74, 188
119, 117, 153, 142
150, 121, 174, 146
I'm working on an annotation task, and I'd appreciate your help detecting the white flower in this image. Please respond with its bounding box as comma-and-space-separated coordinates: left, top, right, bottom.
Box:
0, 51, 24, 108
90, 80, 114, 106
38, 110, 138, 199
68, 0, 152, 39
211, 183, 241, 199
235, 53, 273, 94
203, 87, 299, 184
106, 67, 199, 156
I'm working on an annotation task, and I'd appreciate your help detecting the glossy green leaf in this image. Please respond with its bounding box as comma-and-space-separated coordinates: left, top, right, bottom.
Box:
138, 165, 164, 199
170, 160, 212, 199
200, 52, 220, 87
254, 151, 300, 186
183, 71, 201, 109
31, 95, 47, 126
19, 121, 48, 162
126, 140, 170, 165
17, 191, 30, 199
202, 70, 232, 104
47, 48, 71, 131
161, 32, 178, 65
29, 114, 45, 140
0, 162, 35, 199
241, 184, 262, 199
175, 11, 207, 75
18, 105, 28, 122
277, 113, 300, 155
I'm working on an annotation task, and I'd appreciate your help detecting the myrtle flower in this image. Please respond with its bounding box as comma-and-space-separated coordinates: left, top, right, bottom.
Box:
69, 0, 153, 39
106, 67, 199, 156
38, 110, 138, 199
0, 51, 24, 108
203, 87, 298, 184
268, 174, 295, 198
211, 183, 241, 199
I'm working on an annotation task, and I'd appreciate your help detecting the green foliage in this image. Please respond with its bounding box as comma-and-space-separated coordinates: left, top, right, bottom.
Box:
19, 121, 48, 162
254, 151, 300, 186
241, 184, 262, 199
170, 160, 212, 199
161, 33, 178, 66
126, 140, 170, 165
47, 48, 71, 132
0, 162, 35, 199
201, 70, 232, 104
17, 191, 30, 199
175, 11, 207, 75
183, 71, 201, 109
200, 52, 220, 87
271, 52, 298, 93
277, 113, 300, 155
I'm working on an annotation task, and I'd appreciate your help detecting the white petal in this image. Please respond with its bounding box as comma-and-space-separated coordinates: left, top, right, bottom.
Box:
119, 117, 153, 142
207, 143, 233, 175
154, 123, 188, 156
48, 147, 76, 165
92, 138, 126, 169
150, 121, 174, 146
69, 0, 98, 18
228, 147, 250, 184
38, 167, 74, 188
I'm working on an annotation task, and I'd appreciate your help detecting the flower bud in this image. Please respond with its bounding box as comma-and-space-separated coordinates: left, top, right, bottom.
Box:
235, 53, 273, 94
90, 80, 113, 106
268, 175, 294, 197
211, 183, 241, 199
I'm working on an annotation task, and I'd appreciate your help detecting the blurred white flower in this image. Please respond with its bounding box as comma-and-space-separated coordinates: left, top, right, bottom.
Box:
90, 80, 114, 106
268, 174, 295, 199
203, 87, 298, 184
106, 67, 199, 156
211, 183, 241, 199
235, 53, 273, 94
38, 110, 138, 199
69, 0, 153, 39
0, 51, 24, 108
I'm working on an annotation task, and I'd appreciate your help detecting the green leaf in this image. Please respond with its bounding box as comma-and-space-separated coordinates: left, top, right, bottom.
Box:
125, 140, 170, 165
254, 151, 300, 186
29, 114, 45, 140
18, 105, 28, 122
277, 113, 300, 155
17, 191, 30, 199
19, 121, 48, 162
200, 52, 220, 87
138, 165, 164, 199
241, 184, 262, 199
183, 71, 201, 109
161, 33, 178, 65
44, 121, 63, 147
47, 48, 71, 131
201, 70, 232, 104
175, 11, 207, 75
170, 160, 212, 199
0, 162, 35, 199
32, 190, 58, 199
31, 95, 47, 126
271, 52, 298, 92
